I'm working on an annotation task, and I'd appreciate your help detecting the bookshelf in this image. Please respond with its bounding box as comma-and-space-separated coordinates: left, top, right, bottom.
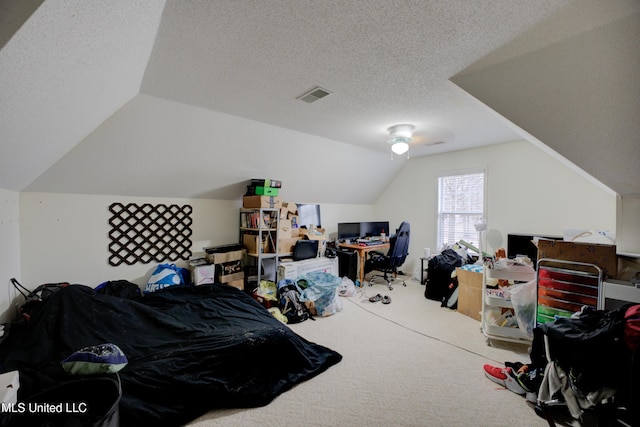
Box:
239, 208, 282, 290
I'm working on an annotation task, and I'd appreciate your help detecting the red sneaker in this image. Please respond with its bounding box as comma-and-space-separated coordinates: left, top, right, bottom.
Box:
483, 364, 507, 387
483, 364, 527, 395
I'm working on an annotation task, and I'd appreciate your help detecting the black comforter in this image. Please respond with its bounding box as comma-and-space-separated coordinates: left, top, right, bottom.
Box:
1, 284, 342, 426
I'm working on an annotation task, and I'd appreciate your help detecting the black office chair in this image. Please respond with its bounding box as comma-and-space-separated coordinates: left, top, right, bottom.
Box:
364, 221, 410, 290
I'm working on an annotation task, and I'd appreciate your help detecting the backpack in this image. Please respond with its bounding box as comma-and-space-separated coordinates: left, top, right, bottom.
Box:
277, 279, 311, 324
11, 278, 70, 321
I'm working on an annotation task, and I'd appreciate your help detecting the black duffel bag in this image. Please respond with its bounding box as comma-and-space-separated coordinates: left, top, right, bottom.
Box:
424, 249, 462, 302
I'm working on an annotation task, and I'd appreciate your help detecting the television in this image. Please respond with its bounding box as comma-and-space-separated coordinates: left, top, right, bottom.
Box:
507, 233, 562, 266
360, 221, 390, 238
337, 222, 361, 240
295, 203, 321, 229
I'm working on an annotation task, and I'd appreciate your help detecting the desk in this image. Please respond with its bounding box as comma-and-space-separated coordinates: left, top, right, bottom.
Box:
338, 242, 389, 284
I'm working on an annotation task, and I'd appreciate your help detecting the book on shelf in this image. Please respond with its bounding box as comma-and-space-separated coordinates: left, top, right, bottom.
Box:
241, 211, 276, 229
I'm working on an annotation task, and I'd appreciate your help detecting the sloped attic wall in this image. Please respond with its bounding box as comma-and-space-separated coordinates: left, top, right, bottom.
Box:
451, 10, 640, 253
24, 94, 403, 204
451, 12, 640, 198
0, 189, 20, 323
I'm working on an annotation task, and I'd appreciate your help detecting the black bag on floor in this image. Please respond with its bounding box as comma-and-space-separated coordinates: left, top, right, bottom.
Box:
424, 249, 462, 302
4, 375, 121, 427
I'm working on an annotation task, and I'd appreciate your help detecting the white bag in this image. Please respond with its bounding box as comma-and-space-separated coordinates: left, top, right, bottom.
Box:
510, 279, 536, 340
338, 277, 356, 297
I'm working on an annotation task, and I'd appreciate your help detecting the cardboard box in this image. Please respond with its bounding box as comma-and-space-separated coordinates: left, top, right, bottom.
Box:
277, 257, 339, 281
456, 268, 483, 321
226, 278, 245, 291
282, 202, 297, 214
191, 264, 216, 285
278, 237, 301, 254
243, 195, 283, 209
298, 227, 327, 241
536, 239, 618, 278
245, 185, 279, 196
215, 259, 243, 280
217, 271, 244, 283
279, 219, 293, 239
188, 257, 215, 285
206, 249, 245, 264
254, 186, 279, 196
243, 233, 273, 254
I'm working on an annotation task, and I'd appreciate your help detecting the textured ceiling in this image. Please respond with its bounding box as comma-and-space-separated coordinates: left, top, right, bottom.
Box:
141, 0, 570, 152
1, 0, 638, 202
0, 0, 165, 191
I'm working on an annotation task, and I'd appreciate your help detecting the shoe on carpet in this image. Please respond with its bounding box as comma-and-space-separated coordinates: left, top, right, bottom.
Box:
369, 294, 383, 302
503, 368, 527, 395
483, 364, 507, 387
381, 295, 391, 304
483, 364, 527, 395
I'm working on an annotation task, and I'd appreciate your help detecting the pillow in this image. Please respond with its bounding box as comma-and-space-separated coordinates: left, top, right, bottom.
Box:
61, 343, 128, 375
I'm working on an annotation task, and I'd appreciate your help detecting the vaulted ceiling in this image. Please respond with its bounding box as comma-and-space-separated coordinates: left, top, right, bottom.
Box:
1, 0, 638, 203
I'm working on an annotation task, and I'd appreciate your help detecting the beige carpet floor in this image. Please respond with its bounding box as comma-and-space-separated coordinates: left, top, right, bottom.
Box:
188, 276, 551, 427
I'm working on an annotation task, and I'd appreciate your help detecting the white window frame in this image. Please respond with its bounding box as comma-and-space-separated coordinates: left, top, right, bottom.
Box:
436, 168, 487, 251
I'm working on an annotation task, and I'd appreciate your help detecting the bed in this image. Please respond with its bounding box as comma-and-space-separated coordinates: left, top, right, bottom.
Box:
0, 283, 342, 426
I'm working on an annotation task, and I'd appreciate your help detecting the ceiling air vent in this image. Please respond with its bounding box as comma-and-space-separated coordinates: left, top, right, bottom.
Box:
296, 86, 331, 103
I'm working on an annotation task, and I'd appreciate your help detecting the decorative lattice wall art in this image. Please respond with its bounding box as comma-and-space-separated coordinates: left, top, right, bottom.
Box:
108, 202, 193, 266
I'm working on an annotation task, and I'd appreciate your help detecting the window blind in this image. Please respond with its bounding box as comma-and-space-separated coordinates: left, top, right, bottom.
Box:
437, 172, 485, 250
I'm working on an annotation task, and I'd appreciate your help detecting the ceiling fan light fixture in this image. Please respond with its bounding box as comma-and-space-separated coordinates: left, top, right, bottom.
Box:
387, 124, 414, 157
388, 124, 414, 140
391, 141, 409, 154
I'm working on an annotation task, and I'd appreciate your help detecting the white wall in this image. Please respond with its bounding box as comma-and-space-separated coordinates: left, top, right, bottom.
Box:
0, 188, 21, 322
20, 193, 241, 287
617, 195, 640, 255
18, 140, 620, 287
19, 192, 373, 287
374, 140, 618, 275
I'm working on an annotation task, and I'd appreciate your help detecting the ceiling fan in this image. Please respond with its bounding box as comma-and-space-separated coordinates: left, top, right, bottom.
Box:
387, 124, 446, 159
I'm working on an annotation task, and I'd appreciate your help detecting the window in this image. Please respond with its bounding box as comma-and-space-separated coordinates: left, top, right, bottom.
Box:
437, 170, 485, 250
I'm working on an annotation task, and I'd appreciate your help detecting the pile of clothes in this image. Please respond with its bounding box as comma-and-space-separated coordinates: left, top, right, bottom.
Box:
484, 304, 640, 425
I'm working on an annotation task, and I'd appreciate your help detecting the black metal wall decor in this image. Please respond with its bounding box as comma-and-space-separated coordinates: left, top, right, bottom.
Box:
108, 202, 193, 266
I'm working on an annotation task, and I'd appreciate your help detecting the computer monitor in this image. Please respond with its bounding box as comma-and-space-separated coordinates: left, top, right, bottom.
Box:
507, 233, 562, 266
337, 222, 361, 240
360, 221, 390, 238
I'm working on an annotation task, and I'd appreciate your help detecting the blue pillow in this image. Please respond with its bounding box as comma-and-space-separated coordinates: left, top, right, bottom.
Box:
61, 343, 128, 375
